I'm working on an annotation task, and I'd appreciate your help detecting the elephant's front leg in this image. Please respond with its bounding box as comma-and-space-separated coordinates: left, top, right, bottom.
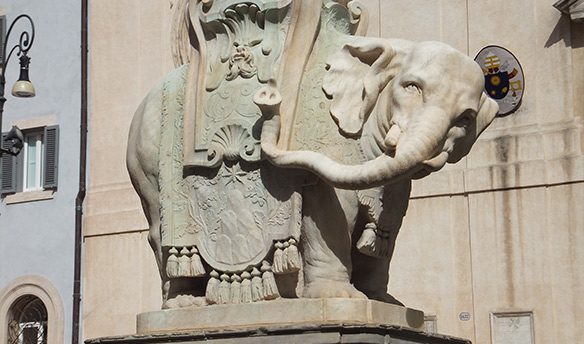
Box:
301, 181, 366, 299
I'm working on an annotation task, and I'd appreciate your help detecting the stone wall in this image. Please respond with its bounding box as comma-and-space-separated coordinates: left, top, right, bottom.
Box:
83, 0, 174, 337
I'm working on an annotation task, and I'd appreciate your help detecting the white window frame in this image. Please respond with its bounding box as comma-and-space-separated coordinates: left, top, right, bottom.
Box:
22, 130, 45, 192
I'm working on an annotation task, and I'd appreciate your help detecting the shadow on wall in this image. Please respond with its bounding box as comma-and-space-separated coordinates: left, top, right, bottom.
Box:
545, 15, 584, 48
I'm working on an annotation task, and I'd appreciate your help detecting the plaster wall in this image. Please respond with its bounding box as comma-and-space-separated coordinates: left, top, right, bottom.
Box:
83, 0, 583, 342
0, 0, 82, 342
83, 0, 175, 340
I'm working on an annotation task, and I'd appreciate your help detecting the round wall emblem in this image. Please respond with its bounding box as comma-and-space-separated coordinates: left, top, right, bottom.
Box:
474, 46, 524, 116
459, 312, 471, 321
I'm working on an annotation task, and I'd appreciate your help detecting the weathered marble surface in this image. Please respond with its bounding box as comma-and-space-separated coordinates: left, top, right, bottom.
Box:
126, 0, 496, 311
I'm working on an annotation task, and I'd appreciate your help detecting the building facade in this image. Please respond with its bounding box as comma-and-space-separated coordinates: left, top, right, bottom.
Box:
0, 0, 82, 343
48, 0, 584, 343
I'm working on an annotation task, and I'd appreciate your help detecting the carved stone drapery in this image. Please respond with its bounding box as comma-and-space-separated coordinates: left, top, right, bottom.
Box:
158, 64, 302, 274
159, 0, 306, 275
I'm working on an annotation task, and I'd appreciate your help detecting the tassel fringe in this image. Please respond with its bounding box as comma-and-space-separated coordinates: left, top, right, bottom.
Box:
190, 247, 206, 277
261, 261, 280, 300
166, 247, 179, 278
205, 270, 220, 305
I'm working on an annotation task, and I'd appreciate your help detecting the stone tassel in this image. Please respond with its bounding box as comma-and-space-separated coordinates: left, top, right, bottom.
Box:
230, 274, 242, 304
205, 270, 220, 305
272, 242, 285, 274
178, 247, 192, 277
261, 261, 279, 300
285, 238, 301, 272
190, 247, 206, 277
240, 271, 252, 304
166, 247, 179, 278
251, 267, 264, 302
217, 274, 231, 305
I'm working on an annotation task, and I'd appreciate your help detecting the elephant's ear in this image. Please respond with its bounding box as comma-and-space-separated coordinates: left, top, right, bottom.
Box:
323, 39, 396, 137
448, 93, 499, 163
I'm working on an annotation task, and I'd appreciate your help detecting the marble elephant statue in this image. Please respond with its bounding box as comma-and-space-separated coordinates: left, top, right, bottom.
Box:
255, 23, 498, 301
127, 0, 497, 308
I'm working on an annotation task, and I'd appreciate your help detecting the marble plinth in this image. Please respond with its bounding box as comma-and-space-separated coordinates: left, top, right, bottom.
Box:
86, 323, 471, 344
136, 299, 424, 334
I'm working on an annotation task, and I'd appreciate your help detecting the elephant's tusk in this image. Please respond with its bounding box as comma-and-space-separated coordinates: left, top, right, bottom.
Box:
422, 151, 449, 172
384, 124, 401, 150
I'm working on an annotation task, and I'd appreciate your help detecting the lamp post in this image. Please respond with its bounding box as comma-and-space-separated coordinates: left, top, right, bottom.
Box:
0, 14, 35, 157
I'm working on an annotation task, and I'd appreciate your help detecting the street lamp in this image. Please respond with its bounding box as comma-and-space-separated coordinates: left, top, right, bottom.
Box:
0, 14, 35, 157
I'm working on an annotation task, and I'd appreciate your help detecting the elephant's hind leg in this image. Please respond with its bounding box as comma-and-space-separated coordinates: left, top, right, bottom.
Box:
127, 86, 169, 300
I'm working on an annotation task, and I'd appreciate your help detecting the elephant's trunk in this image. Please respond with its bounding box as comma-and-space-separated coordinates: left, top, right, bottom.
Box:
260, 101, 451, 190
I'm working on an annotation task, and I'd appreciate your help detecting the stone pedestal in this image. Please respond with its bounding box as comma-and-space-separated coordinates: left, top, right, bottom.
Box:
137, 299, 424, 334
86, 323, 471, 344
86, 299, 472, 343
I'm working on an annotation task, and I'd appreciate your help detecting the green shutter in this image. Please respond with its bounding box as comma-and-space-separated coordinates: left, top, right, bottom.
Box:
43, 125, 59, 189
1, 132, 17, 194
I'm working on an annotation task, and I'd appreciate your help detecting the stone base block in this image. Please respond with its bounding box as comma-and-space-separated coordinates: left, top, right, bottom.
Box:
86, 323, 471, 344
136, 299, 424, 334
86, 300, 472, 343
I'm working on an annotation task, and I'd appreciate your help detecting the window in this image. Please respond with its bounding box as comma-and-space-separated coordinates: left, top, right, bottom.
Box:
0, 275, 64, 344
7, 295, 47, 344
1, 125, 59, 195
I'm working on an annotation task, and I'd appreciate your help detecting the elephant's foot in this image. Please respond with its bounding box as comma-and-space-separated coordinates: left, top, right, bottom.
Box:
162, 295, 208, 309
303, 280, 367, 299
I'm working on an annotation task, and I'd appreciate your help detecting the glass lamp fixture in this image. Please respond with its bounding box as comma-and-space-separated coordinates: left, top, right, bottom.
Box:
11, 54, 36, 98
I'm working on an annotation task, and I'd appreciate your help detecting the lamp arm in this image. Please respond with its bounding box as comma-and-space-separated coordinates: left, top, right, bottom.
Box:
0, 14, 34, 156
1, 14, 35, 78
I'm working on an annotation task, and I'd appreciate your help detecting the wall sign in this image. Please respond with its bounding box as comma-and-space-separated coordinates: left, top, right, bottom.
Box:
491, 311, 535, 344
459, 312, 471, 321
474, 46, 524, 116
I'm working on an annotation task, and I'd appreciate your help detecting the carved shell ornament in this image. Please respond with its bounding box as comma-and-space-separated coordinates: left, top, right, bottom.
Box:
210, 123, 260, 161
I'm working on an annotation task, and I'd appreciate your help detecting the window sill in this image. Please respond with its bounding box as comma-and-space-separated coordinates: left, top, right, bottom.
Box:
5, 189, 54, 204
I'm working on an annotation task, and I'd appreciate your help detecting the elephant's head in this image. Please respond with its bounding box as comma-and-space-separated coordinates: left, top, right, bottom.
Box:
257, 40, 498, 190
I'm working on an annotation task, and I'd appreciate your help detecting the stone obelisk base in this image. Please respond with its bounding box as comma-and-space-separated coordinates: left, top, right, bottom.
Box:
85, 299, 471, 344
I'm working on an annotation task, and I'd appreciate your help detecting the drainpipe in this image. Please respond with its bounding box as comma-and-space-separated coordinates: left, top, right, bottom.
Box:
72, 0, 88, 342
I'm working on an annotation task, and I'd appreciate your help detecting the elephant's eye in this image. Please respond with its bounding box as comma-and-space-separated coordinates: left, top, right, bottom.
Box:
456, 110, 475, 127
404, 82, 421, 94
